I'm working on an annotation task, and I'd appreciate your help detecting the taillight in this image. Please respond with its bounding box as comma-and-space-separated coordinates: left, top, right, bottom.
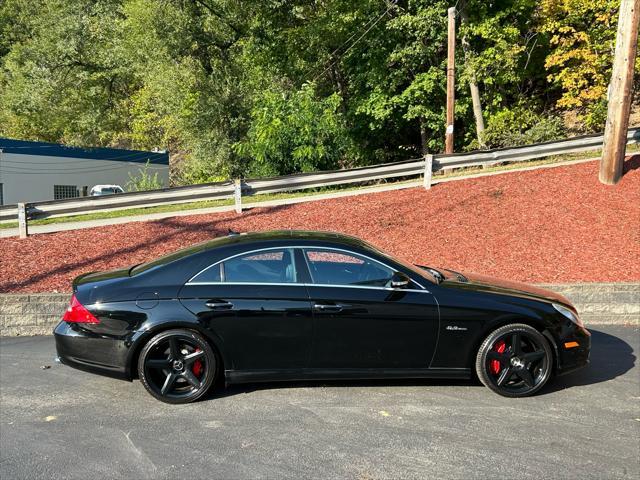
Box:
62, 294, 100, 324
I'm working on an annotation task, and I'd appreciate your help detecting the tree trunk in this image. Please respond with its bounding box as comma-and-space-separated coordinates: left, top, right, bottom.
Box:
331, 65, 349, 116
420, 119, 429, 155
460, 6, 485, 148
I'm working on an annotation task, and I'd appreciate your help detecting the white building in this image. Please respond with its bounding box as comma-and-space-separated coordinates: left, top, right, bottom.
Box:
0, 138, 169, 205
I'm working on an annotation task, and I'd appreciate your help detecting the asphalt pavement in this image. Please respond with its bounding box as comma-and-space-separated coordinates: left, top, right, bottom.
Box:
1, 325, 638, 479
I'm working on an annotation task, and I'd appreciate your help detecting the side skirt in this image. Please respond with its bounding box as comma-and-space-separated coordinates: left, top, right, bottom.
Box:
225, 367, 471, 384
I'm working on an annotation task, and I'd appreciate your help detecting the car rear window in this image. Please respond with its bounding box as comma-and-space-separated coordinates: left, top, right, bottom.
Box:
130, 242, 212, 275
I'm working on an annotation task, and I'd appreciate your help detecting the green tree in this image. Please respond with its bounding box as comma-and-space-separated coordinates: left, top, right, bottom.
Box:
0, 0, 134, 145
0, 0, 254, 182
234, 83, 355, 176
0, 0, 624, 186
539, 0, 622, 130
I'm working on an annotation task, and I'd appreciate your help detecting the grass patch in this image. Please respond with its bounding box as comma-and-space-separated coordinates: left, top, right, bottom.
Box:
1, 145, 637, 230
0, 188, 372, 229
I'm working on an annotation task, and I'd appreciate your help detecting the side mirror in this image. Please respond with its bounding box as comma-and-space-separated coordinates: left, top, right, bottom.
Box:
390, 272, 410, 288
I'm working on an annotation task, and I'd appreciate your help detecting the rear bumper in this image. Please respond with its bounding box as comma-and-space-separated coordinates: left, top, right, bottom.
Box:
54, 321, 130, 380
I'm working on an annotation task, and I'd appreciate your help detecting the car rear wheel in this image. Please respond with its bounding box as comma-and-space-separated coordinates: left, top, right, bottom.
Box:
137, 329, 217, 404
475, 323, 553, 397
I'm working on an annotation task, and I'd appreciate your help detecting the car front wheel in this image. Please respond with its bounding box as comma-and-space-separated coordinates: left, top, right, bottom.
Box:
475, 323, 553, 397
137, 329, 217, 404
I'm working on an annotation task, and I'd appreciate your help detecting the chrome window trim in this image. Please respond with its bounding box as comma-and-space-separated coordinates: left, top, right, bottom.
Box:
185, 281, 428, 294
187, 245, 428, 292
187, 281, 304, 287
312, 284, 429, 294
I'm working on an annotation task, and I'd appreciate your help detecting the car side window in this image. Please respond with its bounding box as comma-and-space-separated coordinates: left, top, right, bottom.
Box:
191, 248, 297, 283
303, 249, 394, 287
191, 263, 222, 282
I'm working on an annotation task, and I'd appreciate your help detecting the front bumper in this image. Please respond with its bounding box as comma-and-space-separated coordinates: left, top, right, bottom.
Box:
54, 321, 130, 380
555, 324, 591, 375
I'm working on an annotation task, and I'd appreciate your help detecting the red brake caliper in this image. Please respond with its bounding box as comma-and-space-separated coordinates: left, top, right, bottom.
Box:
491, 340, 506, 375
192, 348, 203, 377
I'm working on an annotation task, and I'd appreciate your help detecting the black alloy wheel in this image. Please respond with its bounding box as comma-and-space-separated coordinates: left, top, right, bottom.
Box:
475, 323, 553, 397
137, 329, 217, 404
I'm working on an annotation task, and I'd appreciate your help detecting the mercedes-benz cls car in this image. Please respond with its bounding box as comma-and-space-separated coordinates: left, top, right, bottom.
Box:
54, 230, 590, 403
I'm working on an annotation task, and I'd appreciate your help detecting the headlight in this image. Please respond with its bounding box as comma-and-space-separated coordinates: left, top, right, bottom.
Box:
553, 303, 584, 327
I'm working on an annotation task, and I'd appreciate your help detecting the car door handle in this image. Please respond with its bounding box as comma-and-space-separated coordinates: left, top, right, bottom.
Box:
205, 301, 234, 310
313, 303, 344, 312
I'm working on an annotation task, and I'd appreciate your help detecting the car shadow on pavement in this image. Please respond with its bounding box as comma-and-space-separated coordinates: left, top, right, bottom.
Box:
206, 377, 480, 401
540, 328, 636, 395
205, 328, 635, 400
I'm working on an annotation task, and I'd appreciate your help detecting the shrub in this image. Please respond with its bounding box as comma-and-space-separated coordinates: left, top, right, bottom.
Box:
126, 160, 164, 191
469, 105, 566, 150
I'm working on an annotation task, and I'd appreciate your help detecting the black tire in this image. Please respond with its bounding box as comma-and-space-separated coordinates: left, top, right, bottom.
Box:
137, 329, 217, 404
475, 323, 553, 398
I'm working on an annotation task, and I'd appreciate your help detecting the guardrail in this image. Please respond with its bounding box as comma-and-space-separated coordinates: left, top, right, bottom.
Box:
2, 127, 639, 237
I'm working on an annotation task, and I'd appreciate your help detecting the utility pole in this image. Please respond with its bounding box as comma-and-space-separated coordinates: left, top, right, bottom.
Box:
460, 4, 485, 148
445, 6, 456, 154
600, 0, 639, 185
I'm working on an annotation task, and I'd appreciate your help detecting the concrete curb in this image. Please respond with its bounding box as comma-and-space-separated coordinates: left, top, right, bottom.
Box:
0, 283, 637, 336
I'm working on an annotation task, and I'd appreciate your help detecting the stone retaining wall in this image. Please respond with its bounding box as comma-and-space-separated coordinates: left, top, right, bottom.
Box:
0, 293, 69, 336
0, 283, 638, 336
538, 283, 639, 326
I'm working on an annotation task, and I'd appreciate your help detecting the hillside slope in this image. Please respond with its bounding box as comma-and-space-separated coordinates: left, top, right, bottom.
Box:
1, 158, 638, 293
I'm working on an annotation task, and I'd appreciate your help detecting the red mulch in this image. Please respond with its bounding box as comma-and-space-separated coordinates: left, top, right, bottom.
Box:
1, 158, 639, 293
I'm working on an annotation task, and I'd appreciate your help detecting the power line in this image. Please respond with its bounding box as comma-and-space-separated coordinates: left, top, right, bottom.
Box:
316, 6, 387, 66
307, 4, 393, 83
1, 158, 168, 167
1, 144, 167, 154
0, 163, 166, 175
0, 165, 128, 175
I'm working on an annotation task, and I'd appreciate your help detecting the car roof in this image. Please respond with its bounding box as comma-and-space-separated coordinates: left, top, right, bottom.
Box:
229, 229, 359, 241
197, 230, 369, 251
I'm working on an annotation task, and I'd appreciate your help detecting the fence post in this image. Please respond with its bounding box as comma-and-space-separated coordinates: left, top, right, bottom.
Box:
234, 179, 242, 214
423, 154, 433, 190
17, 203, 29, 238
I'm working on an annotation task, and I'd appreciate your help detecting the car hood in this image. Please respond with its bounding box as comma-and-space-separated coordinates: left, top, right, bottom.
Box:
440, 270, 573, 308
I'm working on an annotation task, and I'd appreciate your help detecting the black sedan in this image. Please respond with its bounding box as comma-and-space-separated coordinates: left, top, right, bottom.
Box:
55, 230, 590, 403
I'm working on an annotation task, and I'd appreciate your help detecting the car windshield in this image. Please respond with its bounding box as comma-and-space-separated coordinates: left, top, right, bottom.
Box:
359, 241, 438, 285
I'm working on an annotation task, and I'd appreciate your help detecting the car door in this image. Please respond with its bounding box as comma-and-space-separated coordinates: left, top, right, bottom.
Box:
302, 247, 440, 370
179, 247, 313, 372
